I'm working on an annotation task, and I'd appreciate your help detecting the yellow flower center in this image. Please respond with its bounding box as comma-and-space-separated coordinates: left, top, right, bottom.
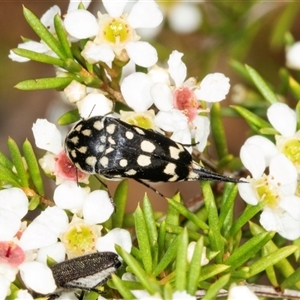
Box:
254, 176, 279, 208
62, 223, 97, 257
103, 17, 130, 45
127, 115, 154, 130
281, 138, 300, 169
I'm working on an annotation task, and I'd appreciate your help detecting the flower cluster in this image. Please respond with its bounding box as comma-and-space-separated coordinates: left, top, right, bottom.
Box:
238, 102, 300, 240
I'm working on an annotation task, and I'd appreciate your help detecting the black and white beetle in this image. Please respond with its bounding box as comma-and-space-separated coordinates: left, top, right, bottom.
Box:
48, 251, 121, 299
65, 115, 241, 191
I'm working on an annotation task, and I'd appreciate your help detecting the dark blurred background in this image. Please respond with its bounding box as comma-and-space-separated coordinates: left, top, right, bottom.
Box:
1, 1, 299, 212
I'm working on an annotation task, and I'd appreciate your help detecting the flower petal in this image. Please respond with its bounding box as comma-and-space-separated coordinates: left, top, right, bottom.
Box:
240, 144, 266, 178
121, 72, 154, 112
126, 41, 158, 67
168, 50, 186, 87
267, 102, 297, 137
19, 261, 56, 294
36, 242, 66, 264
34, 206, 69, 236
0, 209, 21, 241
238, 180, 259, 205
32, 119, 62, 154
195, 73, 230, 102
286, 41, 300, 70
192, 116, 210, 152
151, 82, 173, 111
96, 228, 132, 254
228, 285, 258, 300
269, 154, 297, 195
102, 0, 127, 18
40, 5, 61, 33
64, 10, 99, 39
128, 0, 163, 29
64, 80, 87, 103
0, 188, 28, 218
53, 181, 90, 212
168, 3, 201, 34
18, 222, 58, 251
279, 195, 300, 221
67, 0, 91, 13
243, 135, 278, 167
77, 92, 113, 118
83, 190, 114, 224
154, 110, 188, 132
81, 42, 115, 66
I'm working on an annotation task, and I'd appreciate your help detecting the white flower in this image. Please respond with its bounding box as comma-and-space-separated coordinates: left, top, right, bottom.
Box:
187, 241, 209, 266
96, 228, 132, 257
228, 285, 258, 300
168, 2, 202, 34
32, 119, 89, 184
18, 206, 69, 251
267, 102, 300, 172
19, 261, 57, 294
286, 41, 300, 70
0, 188, 28, 240
64, 0, 163, 68
64, 80, 87, 103
238, 138, 300, 240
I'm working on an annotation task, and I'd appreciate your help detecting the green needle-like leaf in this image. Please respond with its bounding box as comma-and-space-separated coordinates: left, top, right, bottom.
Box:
248, 246, 298, 277
245, 65, 279, 104
226, 201, 266, 239
134, 205, 152, 274
186, 237, 204, 295
142, 195, 159, 268
0, 164, 21, 187
112, 179, 128, 228
175, 228, 188, 291
23, 6, 66, 59
54, 14, 73, 59
111, 274, 135, 300
116, 245, 160, 295
153, 235, 179, 277
201, 181, 223, 262
198, 264, 230, 282
231, 105, 271, 130
57, 109, 80, 126
224, 232, 275, 271
0, 150, 14, 170
281, 266, 300, 289
15, 77, 74, 90
12, 48, 64, 66
211, 102, 228, 159
166, 197, 209, 231
23, 139, 44, 196
7, 138, 28, 188
202, 274, 230, 300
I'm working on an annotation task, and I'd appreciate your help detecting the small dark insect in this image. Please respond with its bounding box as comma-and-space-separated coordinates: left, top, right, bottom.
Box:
65, 115, 241, 194
48, 251, 121, 299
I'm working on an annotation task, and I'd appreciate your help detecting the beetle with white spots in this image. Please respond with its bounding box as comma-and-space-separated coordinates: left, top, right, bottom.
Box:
65, 115, 242, 191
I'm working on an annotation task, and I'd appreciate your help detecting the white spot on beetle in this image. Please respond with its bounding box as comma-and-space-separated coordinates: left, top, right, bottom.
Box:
86, 156, 97, 167
137, 154, 151, 167
141, 140, 156, 153
70, 150, 77, 158
108, 136, 116, 145
75, 124, 82, 131
100, 156, 109, 167
125, 169, 137, 176
105, 147, 114, 154
82, 129, 92, 136
125, 131, 134, 139
93, 120, 103, 130
100, 135, 106, 143
119, 159, 128, 167
70, 136, 79, 144
106, 124, 116, 134
134, 127, 145, 135
163, 163, 176, 175
169, 146, 182, 160
77, 146, 87, 154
